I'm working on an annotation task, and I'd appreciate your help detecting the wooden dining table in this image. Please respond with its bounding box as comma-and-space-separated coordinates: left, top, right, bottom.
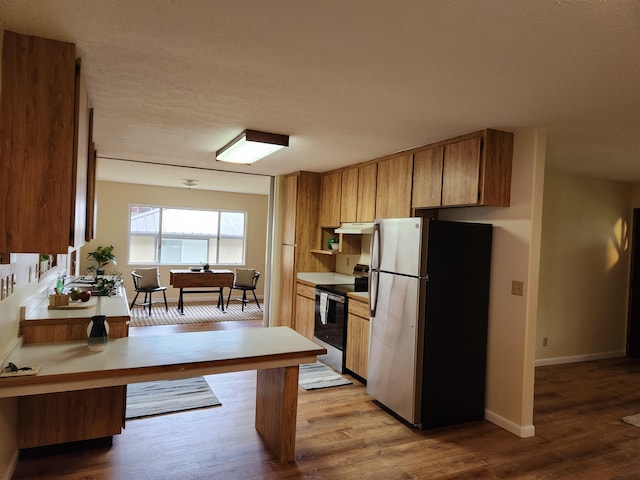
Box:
169, 269, 234, 314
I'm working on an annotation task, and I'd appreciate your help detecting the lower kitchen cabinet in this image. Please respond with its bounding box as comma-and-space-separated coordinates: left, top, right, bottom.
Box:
346, 295, 370, 380
295, 282, 316, 340
17, 297, 130, 449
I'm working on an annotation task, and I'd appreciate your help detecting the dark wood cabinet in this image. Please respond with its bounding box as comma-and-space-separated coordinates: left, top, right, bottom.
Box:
0, 31, 94, 254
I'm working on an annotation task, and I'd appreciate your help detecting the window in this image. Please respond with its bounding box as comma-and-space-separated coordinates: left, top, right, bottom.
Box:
129, 205, 246, 265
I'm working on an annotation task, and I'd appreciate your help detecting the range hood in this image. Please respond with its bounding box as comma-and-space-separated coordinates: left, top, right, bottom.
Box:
334, 222, 375, 234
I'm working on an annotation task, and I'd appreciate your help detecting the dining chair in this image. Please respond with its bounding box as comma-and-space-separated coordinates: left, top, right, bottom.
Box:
130, 267, 168, 315
226, 269, 261, 311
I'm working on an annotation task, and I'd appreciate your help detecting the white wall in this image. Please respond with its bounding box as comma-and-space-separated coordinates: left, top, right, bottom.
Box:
0, 254, 62, 480
439, 128, 546, 437
536, 171, 632, 364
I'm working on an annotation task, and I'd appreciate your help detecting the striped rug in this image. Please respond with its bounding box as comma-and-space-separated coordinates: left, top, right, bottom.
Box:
126, 377, 221, 419
129, 300, 263, 327
298, 362, 353, 390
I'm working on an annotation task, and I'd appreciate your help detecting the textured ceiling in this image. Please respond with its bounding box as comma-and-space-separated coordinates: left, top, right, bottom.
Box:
1, 0, 640, 193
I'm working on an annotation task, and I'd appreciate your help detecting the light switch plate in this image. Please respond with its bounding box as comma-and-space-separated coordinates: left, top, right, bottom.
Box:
511, 280, 524, 296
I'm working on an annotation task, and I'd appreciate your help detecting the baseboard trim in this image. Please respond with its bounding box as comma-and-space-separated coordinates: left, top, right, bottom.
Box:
485, 409, 535, 438
535, 350, 625, 367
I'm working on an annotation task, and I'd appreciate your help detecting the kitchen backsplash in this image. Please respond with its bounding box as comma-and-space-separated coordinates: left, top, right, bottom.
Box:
335, 234, 371, 275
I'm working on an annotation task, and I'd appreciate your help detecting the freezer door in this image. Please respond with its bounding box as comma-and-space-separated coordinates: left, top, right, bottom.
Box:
367, 271, 425, 425
372, 218, 428, 277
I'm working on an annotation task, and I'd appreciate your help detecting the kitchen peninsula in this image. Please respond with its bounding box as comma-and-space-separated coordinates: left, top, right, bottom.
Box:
2, 327, 325, 463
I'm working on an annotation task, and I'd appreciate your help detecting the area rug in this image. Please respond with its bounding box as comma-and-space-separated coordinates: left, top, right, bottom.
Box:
298, 362, 352, 390
126, 377, 221, 419
622, 413, 640, 427
129, 300, 263, 327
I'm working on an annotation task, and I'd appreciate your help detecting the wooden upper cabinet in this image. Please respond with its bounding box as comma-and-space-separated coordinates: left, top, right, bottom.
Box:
282, 173, 298, 245
72, 59, 91, 249
357, 163, 377, 222
319, 171, 342, 227
376, 154, 413, 219
412, 146, 444, 209
0, 31, 93, 254
85, 138, 97, 242
441, 130, 513, 207
442, 137, 482, 206
340, 167, 358, 223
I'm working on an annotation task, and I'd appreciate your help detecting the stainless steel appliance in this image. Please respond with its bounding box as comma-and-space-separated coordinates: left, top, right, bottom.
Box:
314, 264, 369, 373
367, 218, 492, 428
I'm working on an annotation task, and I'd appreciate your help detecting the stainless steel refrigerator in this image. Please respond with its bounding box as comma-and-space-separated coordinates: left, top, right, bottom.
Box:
367, 217, 492, 428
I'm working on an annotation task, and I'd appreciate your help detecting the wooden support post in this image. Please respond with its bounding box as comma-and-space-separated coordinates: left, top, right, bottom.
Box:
255, 365, 299, 463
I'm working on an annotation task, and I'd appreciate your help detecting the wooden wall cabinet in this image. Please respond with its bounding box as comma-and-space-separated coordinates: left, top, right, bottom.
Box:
295, 282, 316, 339
346, 295, 370, 380
0, 31, 94, 254
412, 129, 513, 209
412, 146, 444, 209
376, 153, 413, 219
319, 171, 342, 228
340, 167, 359, 223
441, 130, 513, 207
340, 163, 377, 223
357, 163, 377, 222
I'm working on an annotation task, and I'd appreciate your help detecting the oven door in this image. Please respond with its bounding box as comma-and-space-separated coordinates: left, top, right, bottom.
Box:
314, 289, 347, 351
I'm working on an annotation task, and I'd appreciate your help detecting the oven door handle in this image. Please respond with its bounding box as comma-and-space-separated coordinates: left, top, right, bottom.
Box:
314, 290, 346, 303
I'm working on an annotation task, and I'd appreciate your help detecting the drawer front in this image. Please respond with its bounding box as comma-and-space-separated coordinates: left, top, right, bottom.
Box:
296, 282, 316, 300
349, 297, 370, 319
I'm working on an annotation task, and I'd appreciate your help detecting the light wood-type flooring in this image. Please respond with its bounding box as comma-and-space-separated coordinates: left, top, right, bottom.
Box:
12, 321, 640, 479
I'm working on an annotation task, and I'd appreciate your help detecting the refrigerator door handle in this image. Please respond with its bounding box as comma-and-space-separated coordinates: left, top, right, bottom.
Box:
370, 270, 379, 318
371, 222, 381, 271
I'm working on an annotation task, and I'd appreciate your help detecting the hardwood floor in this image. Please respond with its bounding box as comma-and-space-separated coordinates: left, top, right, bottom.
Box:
12, 322, 640, 479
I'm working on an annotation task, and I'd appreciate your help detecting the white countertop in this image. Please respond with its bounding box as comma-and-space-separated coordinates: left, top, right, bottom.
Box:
297, 272, 355, 286
348, 291, 369, 301
0, 327, 325, 398
21, 285, 130, 321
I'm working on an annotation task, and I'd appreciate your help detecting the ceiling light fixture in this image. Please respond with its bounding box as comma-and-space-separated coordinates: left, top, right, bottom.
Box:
183, 179, 198, 189
216, 129, 289, 165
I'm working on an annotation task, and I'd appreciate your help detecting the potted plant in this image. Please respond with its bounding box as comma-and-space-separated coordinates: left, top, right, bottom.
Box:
87, 245, 116, 275
39, 254, 51, 274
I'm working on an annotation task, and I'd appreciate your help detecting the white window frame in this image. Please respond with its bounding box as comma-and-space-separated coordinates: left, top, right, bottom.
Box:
128, 204, 247, 266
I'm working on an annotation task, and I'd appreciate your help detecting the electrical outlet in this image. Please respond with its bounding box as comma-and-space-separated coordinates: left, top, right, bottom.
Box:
511, 280, 524, 296
346, 257, 351, 267
542, 337, 549, 347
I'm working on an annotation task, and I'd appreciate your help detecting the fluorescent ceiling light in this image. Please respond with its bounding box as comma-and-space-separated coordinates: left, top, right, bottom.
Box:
216, 129, 289, 164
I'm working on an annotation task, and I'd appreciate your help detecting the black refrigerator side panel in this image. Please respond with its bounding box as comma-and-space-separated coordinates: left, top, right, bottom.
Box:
421, 220, 492, 428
